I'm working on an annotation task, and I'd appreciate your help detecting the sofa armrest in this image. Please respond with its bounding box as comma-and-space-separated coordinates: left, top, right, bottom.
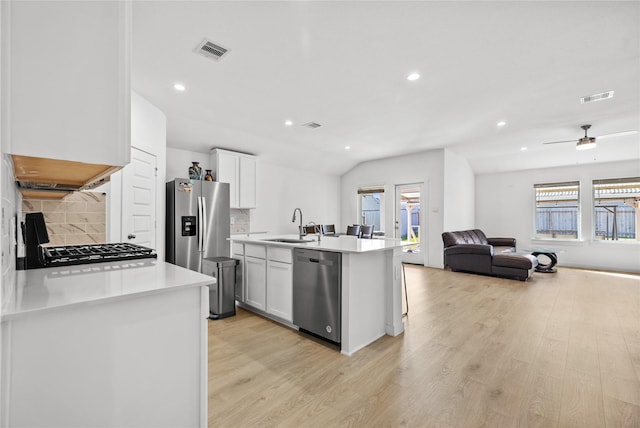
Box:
444, 244, 493, 256
487, 237, 516, 247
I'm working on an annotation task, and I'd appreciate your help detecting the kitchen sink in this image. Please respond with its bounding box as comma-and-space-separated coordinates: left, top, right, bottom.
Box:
262, 238, 314, 243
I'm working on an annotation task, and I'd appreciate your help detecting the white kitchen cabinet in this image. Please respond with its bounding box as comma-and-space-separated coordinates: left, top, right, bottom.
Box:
239, 155, 257, 208
266, 260, 293, 321
1, 262, 210, 428
245, 256, 266, 310
216, 150, 239, 208
234, 243, 292, 322
210, 149, 256, 209
2, 1, 131, 167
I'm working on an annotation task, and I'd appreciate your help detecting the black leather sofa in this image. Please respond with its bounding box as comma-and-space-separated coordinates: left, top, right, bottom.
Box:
442, 229, 537, 281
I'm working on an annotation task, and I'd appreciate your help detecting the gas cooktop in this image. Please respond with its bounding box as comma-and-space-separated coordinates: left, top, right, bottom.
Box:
41, 243, 157, 267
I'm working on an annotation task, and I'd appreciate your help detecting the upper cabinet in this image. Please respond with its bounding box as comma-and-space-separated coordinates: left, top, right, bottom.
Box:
1, 0, 131, 193
210, 149, 256, 209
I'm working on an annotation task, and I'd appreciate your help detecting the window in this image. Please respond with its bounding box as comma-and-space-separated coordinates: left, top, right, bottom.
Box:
593, 177, 639, 241
534, 182, 580, 239
357, 187, 384, 234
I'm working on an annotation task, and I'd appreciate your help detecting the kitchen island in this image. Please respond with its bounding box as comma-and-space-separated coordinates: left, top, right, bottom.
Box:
1, 260, 213, 428
230, 235, 407, 355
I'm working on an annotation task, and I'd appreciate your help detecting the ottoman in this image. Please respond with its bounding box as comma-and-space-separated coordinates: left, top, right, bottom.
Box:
492, 253, 538, 281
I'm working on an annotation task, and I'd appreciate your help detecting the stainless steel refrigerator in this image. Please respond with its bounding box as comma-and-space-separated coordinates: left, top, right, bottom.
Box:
166, 178, 230, 273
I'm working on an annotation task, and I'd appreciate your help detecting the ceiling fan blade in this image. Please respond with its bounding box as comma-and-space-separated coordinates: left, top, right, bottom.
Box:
596, 130, 639, 140
543, 139, 578, 145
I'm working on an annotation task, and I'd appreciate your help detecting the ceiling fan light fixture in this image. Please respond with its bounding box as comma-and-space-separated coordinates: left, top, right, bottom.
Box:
576, 137, 596, 150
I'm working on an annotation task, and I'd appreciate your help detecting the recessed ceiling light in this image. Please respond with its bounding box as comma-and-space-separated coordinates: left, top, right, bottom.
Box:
173, 83, 186, 91
284, 120, 293, 126
497, 121, 506, 127
521, 147, 527, 151
407, 73, 420, 81
345, 146, 351, 150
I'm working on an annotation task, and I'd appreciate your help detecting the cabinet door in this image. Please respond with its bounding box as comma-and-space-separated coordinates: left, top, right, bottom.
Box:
244, 256, 266, 310
239, 156, 257, 208
2, 1, 131, 166
216, 151, 239, 208
266, 261, 293, 321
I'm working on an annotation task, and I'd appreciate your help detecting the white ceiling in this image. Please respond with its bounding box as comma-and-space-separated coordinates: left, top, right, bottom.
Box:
132, 1, 640, 176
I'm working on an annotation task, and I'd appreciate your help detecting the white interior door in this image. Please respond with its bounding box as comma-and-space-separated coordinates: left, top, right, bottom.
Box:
122, 148, 157, 248
395, 183, 424, 265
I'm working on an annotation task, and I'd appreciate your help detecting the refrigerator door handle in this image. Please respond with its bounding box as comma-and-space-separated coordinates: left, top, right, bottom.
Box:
197, 196, 204, 252
201, 197, 208, 253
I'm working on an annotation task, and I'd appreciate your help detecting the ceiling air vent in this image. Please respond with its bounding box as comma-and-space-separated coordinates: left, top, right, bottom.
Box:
580, 91, 614, 104
194, 39, 230, 61
302, 122, 322, 129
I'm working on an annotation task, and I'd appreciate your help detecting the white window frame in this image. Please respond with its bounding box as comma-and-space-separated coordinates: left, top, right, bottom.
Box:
533, 181, 581, 240
357, 186, 385, 235
592, 177, 640, 243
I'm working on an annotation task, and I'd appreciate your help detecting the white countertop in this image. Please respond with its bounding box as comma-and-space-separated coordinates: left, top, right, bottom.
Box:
230, 234, 407, 253
2, 260, 214, 320
230, 231, 268, 236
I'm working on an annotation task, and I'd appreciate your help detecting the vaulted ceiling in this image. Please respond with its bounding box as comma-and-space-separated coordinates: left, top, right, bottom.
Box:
132, 1, 640, 175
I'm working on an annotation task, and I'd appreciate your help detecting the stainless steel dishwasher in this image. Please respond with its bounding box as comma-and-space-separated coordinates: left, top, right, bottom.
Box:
293, 248, 342, 343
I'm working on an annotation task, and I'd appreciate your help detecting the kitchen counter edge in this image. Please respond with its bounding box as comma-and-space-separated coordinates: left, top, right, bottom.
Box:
230, 234, 408, 253
1, 260, 214, 321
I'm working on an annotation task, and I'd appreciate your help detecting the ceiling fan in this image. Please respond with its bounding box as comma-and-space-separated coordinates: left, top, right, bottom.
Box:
543, 124, 638, 151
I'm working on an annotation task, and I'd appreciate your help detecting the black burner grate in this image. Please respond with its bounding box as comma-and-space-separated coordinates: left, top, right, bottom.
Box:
41, 243, 157, 267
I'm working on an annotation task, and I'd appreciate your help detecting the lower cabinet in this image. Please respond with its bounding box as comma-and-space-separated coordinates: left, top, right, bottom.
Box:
244, 256, 266, 310
237, 243, 293, 323
266, 261, 293, 322
1, 285, 207, 428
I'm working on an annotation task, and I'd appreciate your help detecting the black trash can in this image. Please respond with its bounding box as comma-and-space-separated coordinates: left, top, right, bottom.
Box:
202, 257, 239, 319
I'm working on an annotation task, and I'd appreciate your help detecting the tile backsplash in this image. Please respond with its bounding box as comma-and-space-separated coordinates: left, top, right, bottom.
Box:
231, 209, 250, 233
22, 192, 106, 246
22, 192, 247, 245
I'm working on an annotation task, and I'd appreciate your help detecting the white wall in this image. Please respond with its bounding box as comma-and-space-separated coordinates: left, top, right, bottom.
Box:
165, 148, 341, 235
252, 161, 341, 235
341, 149, 445, 268
165, 148, 210, 182
443, 149, 475, 231
104, 92, 167, 260
1, 156, 21, 416
476, 159, 640, 272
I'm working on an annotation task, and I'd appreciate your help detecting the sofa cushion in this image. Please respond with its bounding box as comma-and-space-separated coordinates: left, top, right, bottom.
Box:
442, 229, 488, 247
492, 253, 537, 270
487, 237, 517, 248
444, 244, 493, 256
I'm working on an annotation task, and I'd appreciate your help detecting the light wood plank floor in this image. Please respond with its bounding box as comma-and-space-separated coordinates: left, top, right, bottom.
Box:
208, 266, 640, 427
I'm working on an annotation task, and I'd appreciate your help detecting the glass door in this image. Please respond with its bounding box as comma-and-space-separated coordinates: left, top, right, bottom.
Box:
395, 184, 424, 265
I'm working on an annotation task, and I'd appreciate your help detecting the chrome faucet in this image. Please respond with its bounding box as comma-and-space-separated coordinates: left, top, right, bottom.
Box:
291, 208, 303, 239
306, 221, 322, 242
